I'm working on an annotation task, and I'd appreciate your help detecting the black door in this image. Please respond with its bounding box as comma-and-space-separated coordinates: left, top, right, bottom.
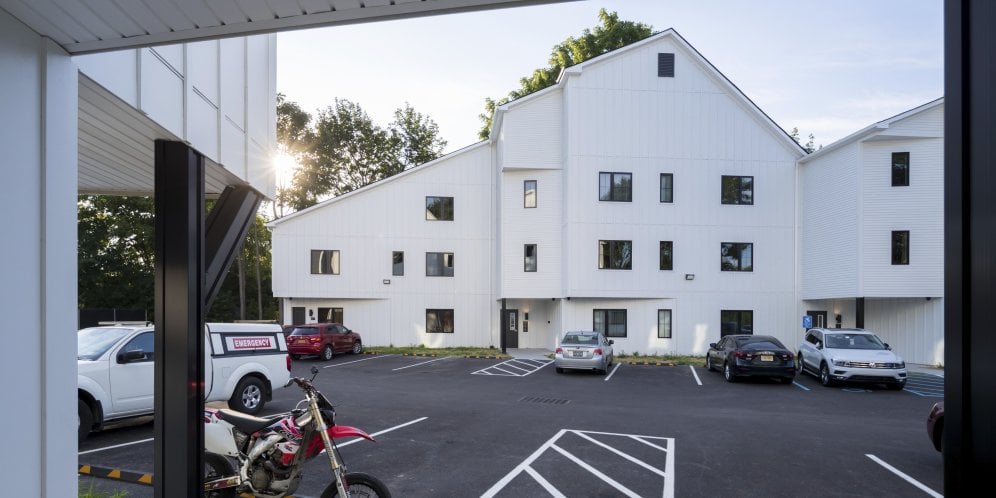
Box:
292, 306, 306, 325
505, 310, 519, 348
806, 310, 827, 330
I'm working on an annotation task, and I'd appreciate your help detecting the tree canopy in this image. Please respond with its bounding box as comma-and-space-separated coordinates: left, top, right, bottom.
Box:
477, 9, 653, 139
789, 127, 821, 154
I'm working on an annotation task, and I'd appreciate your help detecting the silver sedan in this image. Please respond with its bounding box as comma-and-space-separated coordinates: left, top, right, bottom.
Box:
554, 331, 614, 374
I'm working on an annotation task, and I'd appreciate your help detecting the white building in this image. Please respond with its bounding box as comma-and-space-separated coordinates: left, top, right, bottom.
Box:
270, 29, 811, 357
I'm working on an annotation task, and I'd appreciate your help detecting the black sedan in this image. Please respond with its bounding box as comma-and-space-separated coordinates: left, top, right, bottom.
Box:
706, 334, 796, 383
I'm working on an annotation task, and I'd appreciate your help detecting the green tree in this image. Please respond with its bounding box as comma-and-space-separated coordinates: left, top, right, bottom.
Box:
789, 127, 821, 153
478, 9, 653, 139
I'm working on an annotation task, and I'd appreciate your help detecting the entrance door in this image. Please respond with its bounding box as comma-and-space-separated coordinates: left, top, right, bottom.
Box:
504, 309, 519, 348
291, 306, 306, 325
806, 310, 827, 330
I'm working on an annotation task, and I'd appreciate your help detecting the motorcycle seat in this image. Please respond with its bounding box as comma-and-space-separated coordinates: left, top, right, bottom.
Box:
217, 408, 278, 434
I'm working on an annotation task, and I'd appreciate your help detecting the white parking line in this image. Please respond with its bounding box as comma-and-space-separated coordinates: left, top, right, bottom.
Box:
604, 363, 622, 381
689, 365, 702, 386
322, 354, 394, 368
78, 437, 153, 455
866, 454, 943, 498
392, 357, 449, 371
792, 381, 811, 391
337, 416, 428, 448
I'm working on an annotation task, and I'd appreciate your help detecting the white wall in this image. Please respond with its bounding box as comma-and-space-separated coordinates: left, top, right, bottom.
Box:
0, 10, 77, 496
865, 298, 944, 366
500, 169, 563, 297
499, 89, 562, 170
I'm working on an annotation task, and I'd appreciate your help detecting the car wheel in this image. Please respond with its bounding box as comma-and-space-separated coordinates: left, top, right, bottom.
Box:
723, 362, 736, 383
819, 363, 834, 387
78, 398, 93, 444
290, 354, 301, 360
706, 355, 713, 371
351, 341, 363, 355
230, 376, 266, 415
321, 344, 334, 361
556, 367, 564, 374
797, 353, 804, 374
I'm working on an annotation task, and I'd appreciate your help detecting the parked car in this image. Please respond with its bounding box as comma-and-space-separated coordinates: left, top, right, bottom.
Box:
705, 334, 796, 383
286, 323, 363, 361
797, 328, 907, 389
554, 331, 614, 374
928, 401, 945, 452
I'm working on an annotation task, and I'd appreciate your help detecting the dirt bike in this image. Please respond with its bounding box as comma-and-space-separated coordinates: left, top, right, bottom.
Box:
203, 366, 390, 497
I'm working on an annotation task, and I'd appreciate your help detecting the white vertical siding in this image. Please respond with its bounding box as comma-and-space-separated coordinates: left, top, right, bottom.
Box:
499, 90, 562, 170
864, 298, 944, 366
500, 169, 563, 297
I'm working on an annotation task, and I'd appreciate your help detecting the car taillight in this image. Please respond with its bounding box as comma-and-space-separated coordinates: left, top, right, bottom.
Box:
555, 347, 563, 354
286, 354, 292, 371
594, 348, 603, 355
310, 336, 321, 343
781, 352, 794, 360
734, 351, 753, 359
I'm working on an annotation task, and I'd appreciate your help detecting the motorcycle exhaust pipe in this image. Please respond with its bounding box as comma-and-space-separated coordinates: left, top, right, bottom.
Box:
247, 434, 283, 462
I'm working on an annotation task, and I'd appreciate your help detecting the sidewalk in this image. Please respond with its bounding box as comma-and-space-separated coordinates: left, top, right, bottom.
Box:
908, 363, 944, 377
507, 348, 553, 360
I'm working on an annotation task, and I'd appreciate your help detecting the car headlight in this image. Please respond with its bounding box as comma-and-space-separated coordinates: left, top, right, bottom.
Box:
898, 361, 906, 369
832, 359, 848, 367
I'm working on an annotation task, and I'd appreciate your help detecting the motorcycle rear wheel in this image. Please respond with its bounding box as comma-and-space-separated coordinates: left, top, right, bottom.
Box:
321, 472, 391, 498
204, 453, 237, 498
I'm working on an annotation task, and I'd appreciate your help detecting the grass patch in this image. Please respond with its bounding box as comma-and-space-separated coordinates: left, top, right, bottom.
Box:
615, 354, 706, 366
365, 346, 509, 358
79, 482, 128, 498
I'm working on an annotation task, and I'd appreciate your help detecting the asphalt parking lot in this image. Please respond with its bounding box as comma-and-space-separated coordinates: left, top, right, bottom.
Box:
79, 354, 944, 497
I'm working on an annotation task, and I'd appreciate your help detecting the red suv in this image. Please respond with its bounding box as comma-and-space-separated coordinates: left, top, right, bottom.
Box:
286, 323, 363, 361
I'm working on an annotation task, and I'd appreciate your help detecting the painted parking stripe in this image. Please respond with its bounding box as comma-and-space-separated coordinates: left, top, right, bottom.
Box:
604, 363, 622, 381
866, 454, 943, 497
79, 437, 154, 456
337, 417, 428, 448
322, 354, 394, 368
689, 365, 702, 386
472, 359, 552, 377
550, 444, 641, 497
392, 357, 449, 371
792, 380, 811, 391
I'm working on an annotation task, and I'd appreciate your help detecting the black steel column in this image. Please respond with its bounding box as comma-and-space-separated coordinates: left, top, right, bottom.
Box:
153, 140, 205, 497
205, 185, 264, 310
945, 1, 996, 494
855, 297, 864, 329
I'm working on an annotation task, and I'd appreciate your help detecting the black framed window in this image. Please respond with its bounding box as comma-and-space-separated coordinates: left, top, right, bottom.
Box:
594, 309, 628, 338
892, 152, 910, 186
658, 309, 673, 339
721, 242, 753, 272
392, 251, 404, 276
598, 172, 632, 202
721, 310, 753, 336
310, 249, 340, 275
425, 196, 454, 220
721, 175, 754, 205
524, 244, 537, 272
892, 231, 910, 265
524, 180, 537, 208
598, 240, 632, 270
426, 309, 454, 334
660, 241, 673, 271
317, 307, 343, 323
660, 173, 673, 203
426, 252, 454, 277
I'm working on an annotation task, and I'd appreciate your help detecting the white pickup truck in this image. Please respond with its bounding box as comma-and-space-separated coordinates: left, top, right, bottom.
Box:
77, 322, 291, 442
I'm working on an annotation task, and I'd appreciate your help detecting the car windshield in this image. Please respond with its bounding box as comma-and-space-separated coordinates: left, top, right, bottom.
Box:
824, 333, 886, 350
290, 327, 319, 336
739, 338, 786, 350
77, 327, 132, 360
561, 333, 598, 346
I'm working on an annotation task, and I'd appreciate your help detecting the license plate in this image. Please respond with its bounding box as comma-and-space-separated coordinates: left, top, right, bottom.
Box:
573, 351, 584, 358
761, 355, 774, 362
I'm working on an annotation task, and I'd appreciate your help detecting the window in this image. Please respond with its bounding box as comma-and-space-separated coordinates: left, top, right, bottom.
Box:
657, 53, 675, 77
658, 309, 673, 339
598, 172, 632, 202
121, 332, 154, 361
598, 240, 632, 270
892, 231, 910, 265
660, 173, 673, 203
524, 180, 537, 208
426, 309, 454, 333
594, 309, 627, 338
721, 242, 753, 272
721, 310, 753, 336
660, 241, 673, 271
392, 251, 404, 276
317, 307, 343, 323
310, 250, 340, 275
425, 196, 454, 220
426, 252, 454, 276
892, 152, 910, 186
524, 244, 537, 272
721, 175, 754, 205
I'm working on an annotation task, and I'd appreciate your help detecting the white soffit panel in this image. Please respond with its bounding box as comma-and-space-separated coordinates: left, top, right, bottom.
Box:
0, 0, 575, 54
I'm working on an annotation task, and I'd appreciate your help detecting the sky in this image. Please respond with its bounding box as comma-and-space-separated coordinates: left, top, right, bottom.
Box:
276, 0, 943, 154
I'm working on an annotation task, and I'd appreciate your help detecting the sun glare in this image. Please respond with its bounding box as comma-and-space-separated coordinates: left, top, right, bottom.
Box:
273, 151, 298, 187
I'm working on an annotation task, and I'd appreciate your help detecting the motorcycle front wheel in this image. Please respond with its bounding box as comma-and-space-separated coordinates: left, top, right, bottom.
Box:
204, 452, 237, 498
320, 472, 391, 498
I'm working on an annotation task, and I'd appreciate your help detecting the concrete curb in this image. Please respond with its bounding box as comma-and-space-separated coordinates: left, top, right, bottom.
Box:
623, 360, 680, 367
402, 352, 438, 357
464, 355, 507, 360
78, 464, 153, 487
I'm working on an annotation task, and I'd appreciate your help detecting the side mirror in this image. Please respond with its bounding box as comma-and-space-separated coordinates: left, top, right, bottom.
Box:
709, 342, 717, 349
117, 350, 146, 363
608, 340, 614, 345
310, 366, 319, 375
883, 343, 892, 350
815, 342, 823, 350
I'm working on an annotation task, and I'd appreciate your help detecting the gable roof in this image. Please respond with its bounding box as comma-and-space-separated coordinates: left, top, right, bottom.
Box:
489, 28, 807, 157
798, 97, 944, 164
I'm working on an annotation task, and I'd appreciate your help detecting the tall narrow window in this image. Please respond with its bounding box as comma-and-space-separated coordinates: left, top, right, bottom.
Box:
310, 250, 340, 275
721, 310, 753, 336
892, 231, 910, 265
426, 252, 454, 276
657, 53, 675, 77
425, 196, 454, 220
659, 241, 673, 271
658, 309, 673, 339
524, 180, 537, 208
660, 173, 673, 203
892, 152, 910, 186
721, 175, 754, 205
721, 243, 753, 272
524, 244, 537, 272
598, 172, 632, 202
594, 309, 628, 338
426, 309, 454, 333
392, 251, 404, 276
598, 240, 632, 270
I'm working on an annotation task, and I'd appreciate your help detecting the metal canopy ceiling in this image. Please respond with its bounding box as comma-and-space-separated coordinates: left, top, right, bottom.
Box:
0, 0, 570, 55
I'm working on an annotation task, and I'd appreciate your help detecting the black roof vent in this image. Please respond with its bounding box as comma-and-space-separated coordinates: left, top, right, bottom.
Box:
658, 53, 675, 78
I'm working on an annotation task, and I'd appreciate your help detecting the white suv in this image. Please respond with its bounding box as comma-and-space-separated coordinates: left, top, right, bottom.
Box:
797, 328, 907, 389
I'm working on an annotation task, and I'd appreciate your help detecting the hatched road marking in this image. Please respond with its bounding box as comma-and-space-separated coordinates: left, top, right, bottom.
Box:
472, 359, 552, 377
904, 372, 944, 397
